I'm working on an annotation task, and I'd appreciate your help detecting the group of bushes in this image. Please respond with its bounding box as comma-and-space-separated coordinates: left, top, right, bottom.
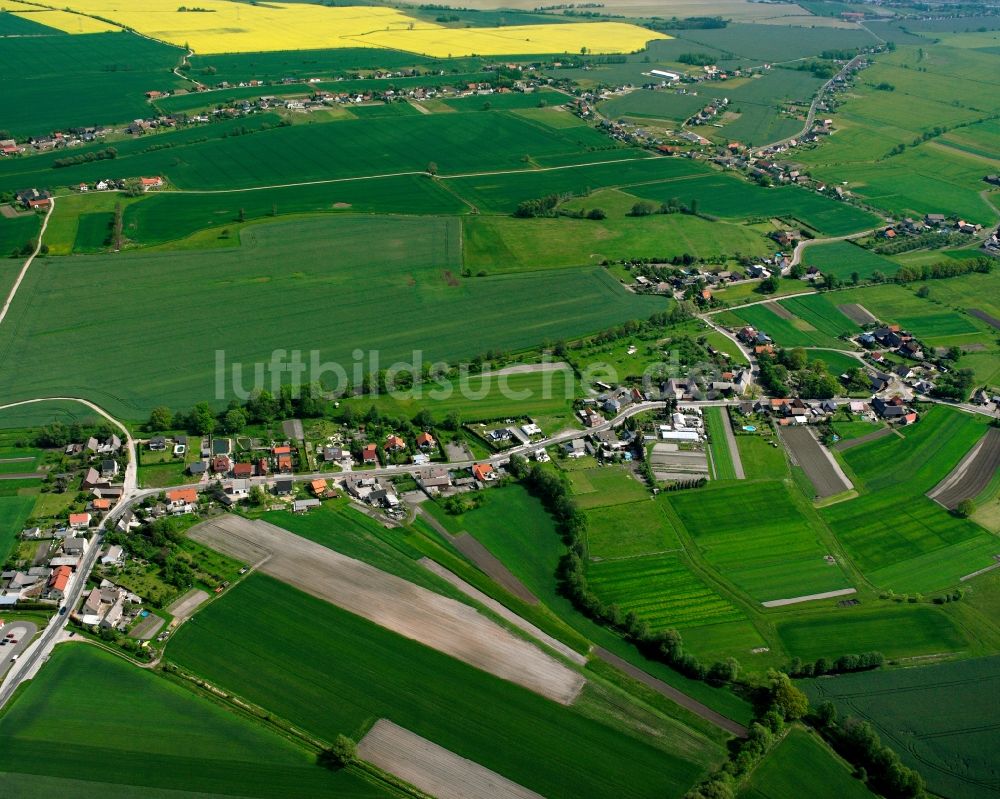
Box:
812, 703, 925, 799
52, 147, 117, 169
784, 651, 884, 678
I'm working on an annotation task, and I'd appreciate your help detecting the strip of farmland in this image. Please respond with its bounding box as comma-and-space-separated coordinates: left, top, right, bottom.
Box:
358, 719, 544, 799
968, 308, 1000, 331
779, 426, 853, 498
928, 427, 1000, 509
189, 515, 585, 704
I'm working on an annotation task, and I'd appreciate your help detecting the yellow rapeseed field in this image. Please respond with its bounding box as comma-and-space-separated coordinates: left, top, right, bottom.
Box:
3, 0, 122, 32
9, 0, 665, 56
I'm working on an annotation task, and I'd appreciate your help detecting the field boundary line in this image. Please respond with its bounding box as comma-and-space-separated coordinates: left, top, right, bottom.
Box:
0, 198, 53, 328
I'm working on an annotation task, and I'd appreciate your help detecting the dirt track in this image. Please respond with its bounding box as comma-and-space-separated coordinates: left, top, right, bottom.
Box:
189, 516, 584, 704
779, 426, 852, 498
928, 428, 1000, 509
358, 719, 544, 799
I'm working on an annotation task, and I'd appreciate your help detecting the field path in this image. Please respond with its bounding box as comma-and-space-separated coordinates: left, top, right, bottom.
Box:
0, 198, 53, 328
594, 648, 747, 738
358, 719, 544, 799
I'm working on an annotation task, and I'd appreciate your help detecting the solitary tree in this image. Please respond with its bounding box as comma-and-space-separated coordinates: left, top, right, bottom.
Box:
148, 406, 173, 432
426, 161, 438, 176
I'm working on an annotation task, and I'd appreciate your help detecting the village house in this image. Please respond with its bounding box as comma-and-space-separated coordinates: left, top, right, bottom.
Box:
416, 431, 435, 450
46, 566, 73, 602
361, 443, 378, 464
69, 512, 91, 530
472, 463, 496, 483
384, 435, 406, 453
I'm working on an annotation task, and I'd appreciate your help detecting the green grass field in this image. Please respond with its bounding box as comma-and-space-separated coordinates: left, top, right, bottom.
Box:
443, 156, 697, 213
737, 727, 873, 799
0, 495, 34, 564
704, 407, 738, 481
795, 39, 1000, 224
668, 482, 853, 603
779, 294, 861, 339
730, 302, 845, 350
168, 574, 720, 799
735, 434, 789, 480
0, 31, 186, 136
463, 204, 771, 273
568, 466, 652, 509
121, 174, 466, 247
0, 645, 377, 797
802, 655, 1000, 799
823, 406, 996, 591
0, 212, 40, 264
800, 241, 899, 281
776, 604, 969, 661
587, 551, 755, 632
585, 499, 682, 560
0, 215, 663, 419
633, 176, 880, 236
0, 110, 623, 194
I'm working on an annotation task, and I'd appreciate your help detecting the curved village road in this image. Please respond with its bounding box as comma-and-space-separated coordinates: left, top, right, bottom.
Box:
0, 198, 54, 327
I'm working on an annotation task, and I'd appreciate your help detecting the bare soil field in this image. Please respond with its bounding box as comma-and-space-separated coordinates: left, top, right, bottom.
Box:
969, 309, 1000, 331
928, 427, 1000, 510
838, 303, 878, 326
189, 515, 584, 704
833, 426, 893, 451
358, 719, 544, 799
420, 558, 586, 665
779, 426, 852, 498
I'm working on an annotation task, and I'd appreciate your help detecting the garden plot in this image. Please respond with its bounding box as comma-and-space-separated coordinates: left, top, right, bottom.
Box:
189, 515, 584, 704
778, 426, 852, 499
358, 719, 543, 799
649, 443, 709, 482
